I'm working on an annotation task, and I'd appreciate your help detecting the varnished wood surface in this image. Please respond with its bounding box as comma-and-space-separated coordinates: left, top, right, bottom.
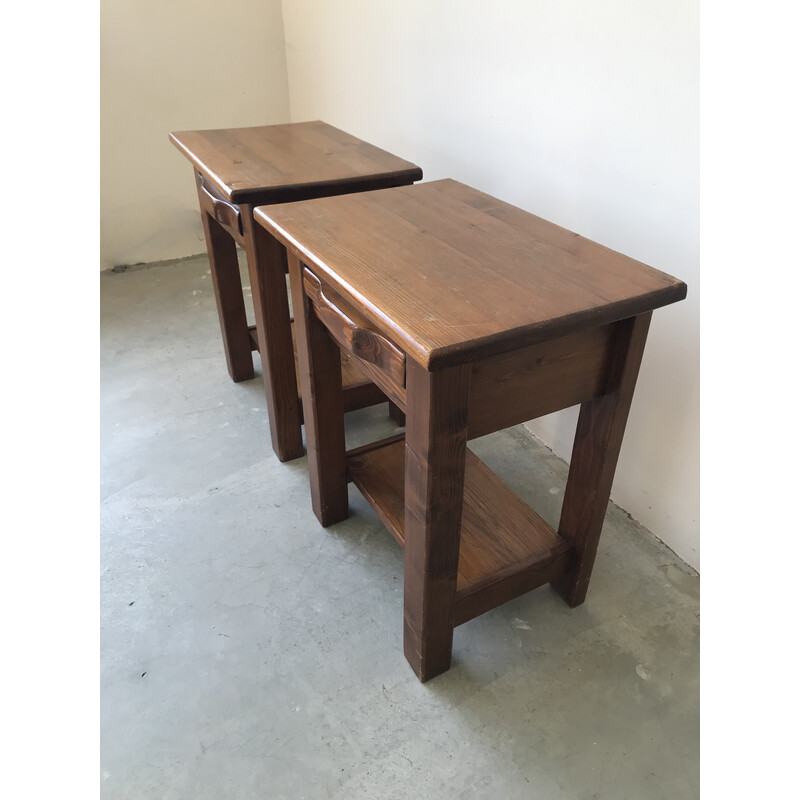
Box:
242, 210, 304, 461
249, 316, 388, 415
197, 174, 243, 239
287, 250, 349, 525
300, 267, 408, 409
402, 360, 470, 680
347, 438, 571, 622
303, 269, 406, 389
269, 173, 683, 678
466, 323, 616, 438
170, 121, 423, 205
287, 319, 377, 394
172, 123, 421, 463
552, 312, 653, 607
256, 179, 686, 369
199, 202, 253, 382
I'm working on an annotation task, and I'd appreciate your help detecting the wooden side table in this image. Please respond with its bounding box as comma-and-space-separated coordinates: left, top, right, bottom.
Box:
169, 121, 422, 460
254, 179, 687, 682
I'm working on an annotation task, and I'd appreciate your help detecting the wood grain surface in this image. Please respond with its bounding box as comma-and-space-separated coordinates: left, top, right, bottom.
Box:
402, 359, 471, 680
552, 312, 653, 607
287, 250, 349, 525
347, 438, 571, 627
198, 195, 253, 382
241, 208, 304, 461
303, 268, 406, 388
170, 121, 423, 204
467, 323, 617, 439
255, 179, 686, 369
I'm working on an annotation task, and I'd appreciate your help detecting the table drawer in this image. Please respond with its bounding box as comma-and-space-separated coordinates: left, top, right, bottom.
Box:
303, 268, 406, 403
196, 173, 243, 236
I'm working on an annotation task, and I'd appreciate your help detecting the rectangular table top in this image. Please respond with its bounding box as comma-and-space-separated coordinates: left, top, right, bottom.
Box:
169, 121, 423, 205
255, 179, 687, 369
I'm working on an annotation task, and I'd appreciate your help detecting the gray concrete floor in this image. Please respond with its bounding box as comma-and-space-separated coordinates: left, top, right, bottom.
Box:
100, 254, 699, 799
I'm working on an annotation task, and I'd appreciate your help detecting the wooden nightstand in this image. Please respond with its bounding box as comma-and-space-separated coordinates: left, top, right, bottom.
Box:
255, 179, 686, 681
170, 121, 422, 460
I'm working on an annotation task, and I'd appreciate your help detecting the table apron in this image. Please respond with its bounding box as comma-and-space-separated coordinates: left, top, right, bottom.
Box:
466, 321, 619, 439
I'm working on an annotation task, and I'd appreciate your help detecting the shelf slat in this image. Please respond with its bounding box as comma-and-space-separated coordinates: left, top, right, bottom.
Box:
347, 439, 572, 625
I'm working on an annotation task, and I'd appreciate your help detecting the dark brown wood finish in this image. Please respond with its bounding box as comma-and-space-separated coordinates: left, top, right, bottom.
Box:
552, 312, 653, 607
347, 439, 572, 627
197, 174, 243, 239
402, 359, 470, 682
256, 179, 686, 369
197, 180, 253, 383
287, 252, 349, 526
170, 121, 423, 205
303, 269, 406, 388
240, 207, 304, 461
256, 179, 686, 681
467, 324, 616, 440
388, 402, 406, 426
287, 319, 387, 412
170, 122, 422, 461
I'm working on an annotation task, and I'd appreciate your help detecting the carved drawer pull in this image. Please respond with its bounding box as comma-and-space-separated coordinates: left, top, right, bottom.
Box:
198, 175, 242, 235
303, 268, 406, 387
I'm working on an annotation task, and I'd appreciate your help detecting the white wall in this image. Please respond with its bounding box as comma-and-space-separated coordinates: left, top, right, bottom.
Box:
281, 0, 700, 569
100, 0, 290, 268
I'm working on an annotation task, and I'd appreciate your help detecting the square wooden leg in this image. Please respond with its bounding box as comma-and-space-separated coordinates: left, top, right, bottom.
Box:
241, 207, 304, 462
552, 312, 652, 607
286, 251, 349, 525
198, 200, 254, 383
403, 360, 471, 682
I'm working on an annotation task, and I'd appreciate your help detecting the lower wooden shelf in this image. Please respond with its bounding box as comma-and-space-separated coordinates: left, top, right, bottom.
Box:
347, 438, 572, 626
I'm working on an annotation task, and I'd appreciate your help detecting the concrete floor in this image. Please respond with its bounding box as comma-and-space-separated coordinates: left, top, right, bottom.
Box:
100, 254, 699, 799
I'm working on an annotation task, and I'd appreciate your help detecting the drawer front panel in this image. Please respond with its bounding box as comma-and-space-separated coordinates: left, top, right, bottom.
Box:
467, 323, 616, 439
303, 268, 406, 402
196, 173, 243, 237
